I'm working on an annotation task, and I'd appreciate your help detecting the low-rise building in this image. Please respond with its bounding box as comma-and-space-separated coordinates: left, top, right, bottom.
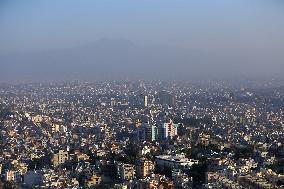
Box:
156, 154, 198, 169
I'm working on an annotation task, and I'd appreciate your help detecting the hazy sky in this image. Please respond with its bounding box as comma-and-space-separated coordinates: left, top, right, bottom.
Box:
1, 0, 284, 81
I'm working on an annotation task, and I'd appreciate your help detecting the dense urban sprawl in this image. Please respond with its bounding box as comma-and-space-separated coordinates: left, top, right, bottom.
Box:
0, 80, 284, 189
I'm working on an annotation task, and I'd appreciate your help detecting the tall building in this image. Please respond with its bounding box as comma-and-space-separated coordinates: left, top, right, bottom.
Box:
52, 150, 69, 167
144, 95, 148, 107
137, 123, 157, 142
138, 94, 148, 107
157, 91, 176, 107
136, 158, 154, 178
158, 119, 179, 140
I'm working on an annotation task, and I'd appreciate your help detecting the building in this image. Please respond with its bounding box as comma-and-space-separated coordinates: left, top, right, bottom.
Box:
86, 174, 102, 187
114, 184, 128, 189
144, 95, 148, 107
76, 152, 90, 161
172, 169, 193, 188
137, 174, 175, 189
136, 158, 155, 178
117, 163, 136, 181
5, 170, 21, 182
158, 120, 179, 140
206, 172, 243, 189
156, 154, 199, 169
52, 150, 69, 167
157, 91, 176, 107
137, 123, 157, 142
136, 94, 149, 107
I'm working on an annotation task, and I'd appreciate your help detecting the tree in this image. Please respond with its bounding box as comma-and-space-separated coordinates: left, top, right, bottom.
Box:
124, 142, 140, 164
233, 146, 253, 160
187, 162, 208, 188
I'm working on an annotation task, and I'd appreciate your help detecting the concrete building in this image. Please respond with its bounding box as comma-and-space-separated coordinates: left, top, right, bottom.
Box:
144, 95, 148, 107
156, 154, 198, 169
137, 123, 157, 142
52, 150, 69, 167
157, 91, 176, 107
5, 170, 20, 182
158, 120, 179, 140
117, 163, 136, 181
136, 158, 154, 178
86, 174, 102, 187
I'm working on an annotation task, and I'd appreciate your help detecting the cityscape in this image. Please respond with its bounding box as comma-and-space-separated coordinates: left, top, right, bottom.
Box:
1, 0, 284, 189
0, 80, 284, 188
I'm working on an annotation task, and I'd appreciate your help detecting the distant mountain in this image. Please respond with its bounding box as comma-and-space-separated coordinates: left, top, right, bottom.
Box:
0, 38, 260, 82
1, 38, 209, 81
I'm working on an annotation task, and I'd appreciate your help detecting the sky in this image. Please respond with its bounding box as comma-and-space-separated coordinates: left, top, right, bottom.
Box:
0, 0, 284, 81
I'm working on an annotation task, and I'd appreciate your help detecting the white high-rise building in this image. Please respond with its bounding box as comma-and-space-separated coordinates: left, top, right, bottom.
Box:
144, 95, 148, 107
159, 119, 179, 140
